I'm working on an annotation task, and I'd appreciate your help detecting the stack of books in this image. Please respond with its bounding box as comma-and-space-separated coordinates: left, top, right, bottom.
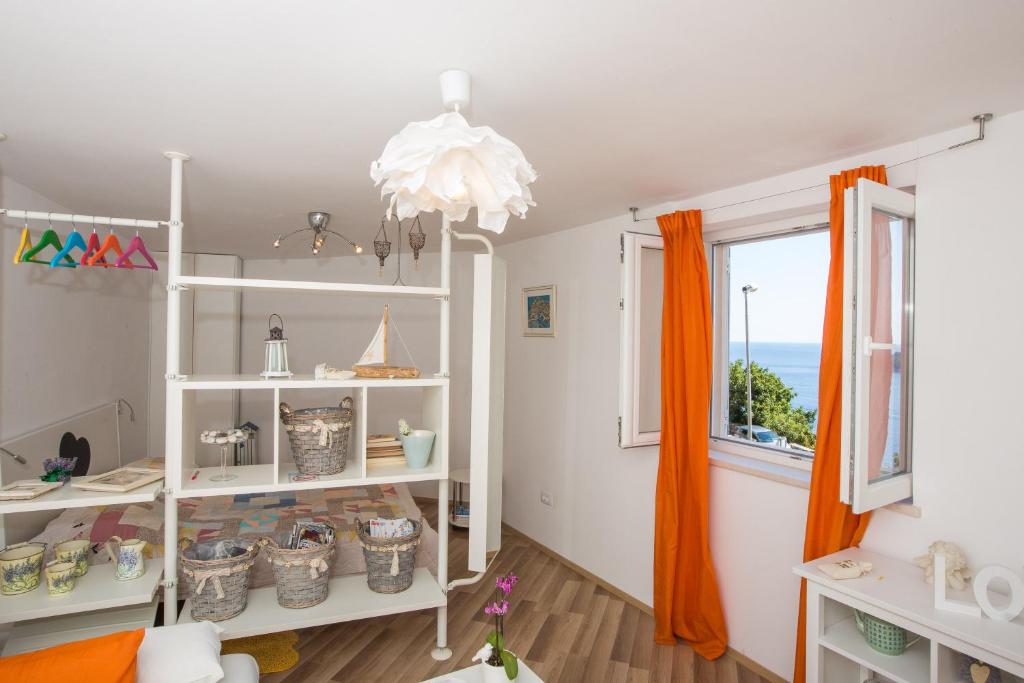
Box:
366, 434, 405, 465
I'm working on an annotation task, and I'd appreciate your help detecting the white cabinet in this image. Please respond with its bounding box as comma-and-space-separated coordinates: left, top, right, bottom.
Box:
796, 548, 1024, 683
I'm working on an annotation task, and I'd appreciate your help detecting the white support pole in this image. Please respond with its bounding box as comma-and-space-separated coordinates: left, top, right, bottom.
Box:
431, 477, 452, 661
439, 216, 451, 377
433, 214, 453, 661
163, 151, 189, 625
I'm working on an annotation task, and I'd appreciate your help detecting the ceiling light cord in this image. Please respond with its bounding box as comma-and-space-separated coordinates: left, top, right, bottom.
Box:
629, 113, 994, 222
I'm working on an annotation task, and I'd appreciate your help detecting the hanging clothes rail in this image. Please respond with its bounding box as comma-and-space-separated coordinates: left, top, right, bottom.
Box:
0, 209, 166, 229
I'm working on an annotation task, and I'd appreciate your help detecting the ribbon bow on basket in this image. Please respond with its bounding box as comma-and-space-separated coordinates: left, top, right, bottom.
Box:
281, 418, 345, 447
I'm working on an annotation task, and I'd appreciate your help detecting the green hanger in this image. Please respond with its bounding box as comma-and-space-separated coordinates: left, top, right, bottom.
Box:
20, 216, 74, 265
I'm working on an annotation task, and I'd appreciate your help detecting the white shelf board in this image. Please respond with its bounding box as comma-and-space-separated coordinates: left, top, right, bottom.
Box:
276, 460, 364, 490
0, 562, 162, 624
820, 616, 929, 683
177, 459, 445, 498
173, 374, 448, 390
1, 599, 158, 655
0, 477, 163, 514
178, 464, 276, 497
366, 456, 444, 483
178, 568, 445, 639
174, 274, 447, 299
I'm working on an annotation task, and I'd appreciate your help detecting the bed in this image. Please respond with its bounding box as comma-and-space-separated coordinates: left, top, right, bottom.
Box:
28, 481, 439, 591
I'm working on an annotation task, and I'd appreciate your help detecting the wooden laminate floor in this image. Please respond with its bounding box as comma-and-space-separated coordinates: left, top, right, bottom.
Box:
263, 501, 776, 683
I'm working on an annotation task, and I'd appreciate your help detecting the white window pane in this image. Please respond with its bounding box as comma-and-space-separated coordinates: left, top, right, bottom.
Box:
867, 211, 907, 483
637, 246, 663, 434
720, 229, 828, 457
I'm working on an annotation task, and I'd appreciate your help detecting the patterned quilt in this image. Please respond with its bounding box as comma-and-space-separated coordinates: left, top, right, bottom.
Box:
30, 483, 438, 590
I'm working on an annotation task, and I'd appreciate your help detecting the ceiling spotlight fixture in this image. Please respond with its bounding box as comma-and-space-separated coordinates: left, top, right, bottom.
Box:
272, 211, 362, 256
0, 132, 7, 142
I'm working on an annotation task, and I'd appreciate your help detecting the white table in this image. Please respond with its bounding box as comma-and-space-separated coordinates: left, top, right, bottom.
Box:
422, 660, 544, 683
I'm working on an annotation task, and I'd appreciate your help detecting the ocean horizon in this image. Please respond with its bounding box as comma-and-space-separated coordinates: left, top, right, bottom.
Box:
728, 341, 901, 456
728, 341, 821, 413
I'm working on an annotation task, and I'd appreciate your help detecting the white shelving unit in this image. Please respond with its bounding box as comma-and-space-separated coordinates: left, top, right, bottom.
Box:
158, 159, 505, 664
797, 548, 1024, 683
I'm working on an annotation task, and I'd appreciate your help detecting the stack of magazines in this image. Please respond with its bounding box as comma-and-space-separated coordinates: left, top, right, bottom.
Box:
285, 521, 335, 549
368, 517, 415, 539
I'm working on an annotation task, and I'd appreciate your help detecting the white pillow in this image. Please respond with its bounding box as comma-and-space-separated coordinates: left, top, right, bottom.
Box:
137, 621, 225, 683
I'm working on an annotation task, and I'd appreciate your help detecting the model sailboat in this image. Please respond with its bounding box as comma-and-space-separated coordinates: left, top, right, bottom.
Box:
352, 305, 421, 378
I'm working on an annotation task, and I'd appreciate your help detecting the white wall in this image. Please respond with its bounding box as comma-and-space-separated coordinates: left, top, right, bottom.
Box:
148, 253, 242, 461
498, 110, 1024, 679
237, 249, 476, 494
0, 176, 151, 469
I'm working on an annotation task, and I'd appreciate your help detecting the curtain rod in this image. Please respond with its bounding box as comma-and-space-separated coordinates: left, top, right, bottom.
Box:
629, 113, 993, 223
0, 209, 166, 229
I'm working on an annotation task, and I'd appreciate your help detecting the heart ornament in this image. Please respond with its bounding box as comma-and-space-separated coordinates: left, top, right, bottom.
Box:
971, 662, 991, 683
59, 432, 91, 475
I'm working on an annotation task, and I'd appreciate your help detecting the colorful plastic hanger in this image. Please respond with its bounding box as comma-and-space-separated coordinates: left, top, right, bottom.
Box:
88, 229, 131, 268
80, 221, 106, 266
20, 215, 75, 265
115, 233, 158, 270
13, 220, 33, 265
49, 224, 88, 268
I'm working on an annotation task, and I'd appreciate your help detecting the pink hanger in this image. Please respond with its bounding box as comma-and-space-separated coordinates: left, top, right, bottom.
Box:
115, 232, 158, 271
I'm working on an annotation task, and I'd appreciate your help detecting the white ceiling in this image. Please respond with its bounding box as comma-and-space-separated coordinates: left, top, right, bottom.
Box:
1, 1, 1022, 257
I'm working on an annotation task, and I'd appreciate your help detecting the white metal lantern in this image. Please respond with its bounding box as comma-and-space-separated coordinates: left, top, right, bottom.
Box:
261, 313, 292, 378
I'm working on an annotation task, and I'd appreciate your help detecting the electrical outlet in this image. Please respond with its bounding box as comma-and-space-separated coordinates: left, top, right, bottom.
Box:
540, 490, 554, 507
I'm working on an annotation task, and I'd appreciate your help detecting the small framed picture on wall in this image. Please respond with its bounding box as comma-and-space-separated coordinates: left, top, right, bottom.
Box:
522, 285, 556, 337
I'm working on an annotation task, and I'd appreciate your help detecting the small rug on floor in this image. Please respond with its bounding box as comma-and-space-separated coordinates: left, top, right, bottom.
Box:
222, 630, 300, 674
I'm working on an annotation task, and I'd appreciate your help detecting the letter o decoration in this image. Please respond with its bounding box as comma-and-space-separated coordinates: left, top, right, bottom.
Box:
972, 565, 1024, 622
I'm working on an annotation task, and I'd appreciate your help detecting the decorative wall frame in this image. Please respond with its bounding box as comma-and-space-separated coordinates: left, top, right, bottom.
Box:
522, 285, 556, 337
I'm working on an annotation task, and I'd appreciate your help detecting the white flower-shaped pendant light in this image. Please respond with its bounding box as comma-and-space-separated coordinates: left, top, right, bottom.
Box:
370, 72, 538, 234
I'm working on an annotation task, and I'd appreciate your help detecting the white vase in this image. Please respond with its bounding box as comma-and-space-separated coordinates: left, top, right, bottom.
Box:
480, 661, 516, 683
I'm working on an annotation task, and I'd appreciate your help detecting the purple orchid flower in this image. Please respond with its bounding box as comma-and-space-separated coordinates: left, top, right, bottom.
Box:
496, 572, 519, 595
484, 600, 510, 616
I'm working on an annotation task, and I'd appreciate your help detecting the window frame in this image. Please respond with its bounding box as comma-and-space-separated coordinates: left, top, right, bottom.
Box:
840, 178, 916, 513
708, 218, 829, 472
619, 231, 664, 448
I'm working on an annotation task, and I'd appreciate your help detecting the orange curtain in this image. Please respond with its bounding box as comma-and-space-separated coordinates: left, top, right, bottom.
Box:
793, 165, 887, 682
653, 209, 728, 659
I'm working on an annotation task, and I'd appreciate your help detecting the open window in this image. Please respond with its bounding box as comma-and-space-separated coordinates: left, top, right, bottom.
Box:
840, 178, 915, 513
619, 232, 664, 447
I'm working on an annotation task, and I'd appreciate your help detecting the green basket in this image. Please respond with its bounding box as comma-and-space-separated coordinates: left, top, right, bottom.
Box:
854, 610, 919, 656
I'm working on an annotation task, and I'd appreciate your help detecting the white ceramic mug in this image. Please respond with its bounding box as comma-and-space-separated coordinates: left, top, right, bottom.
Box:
105, 536, 147, 581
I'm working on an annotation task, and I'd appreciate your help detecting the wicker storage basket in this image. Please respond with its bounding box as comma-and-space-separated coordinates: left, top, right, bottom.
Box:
356, 518, 421, 594
181, 538, 260, 622
262, 529, 337, 609
280, 398, 353, 475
